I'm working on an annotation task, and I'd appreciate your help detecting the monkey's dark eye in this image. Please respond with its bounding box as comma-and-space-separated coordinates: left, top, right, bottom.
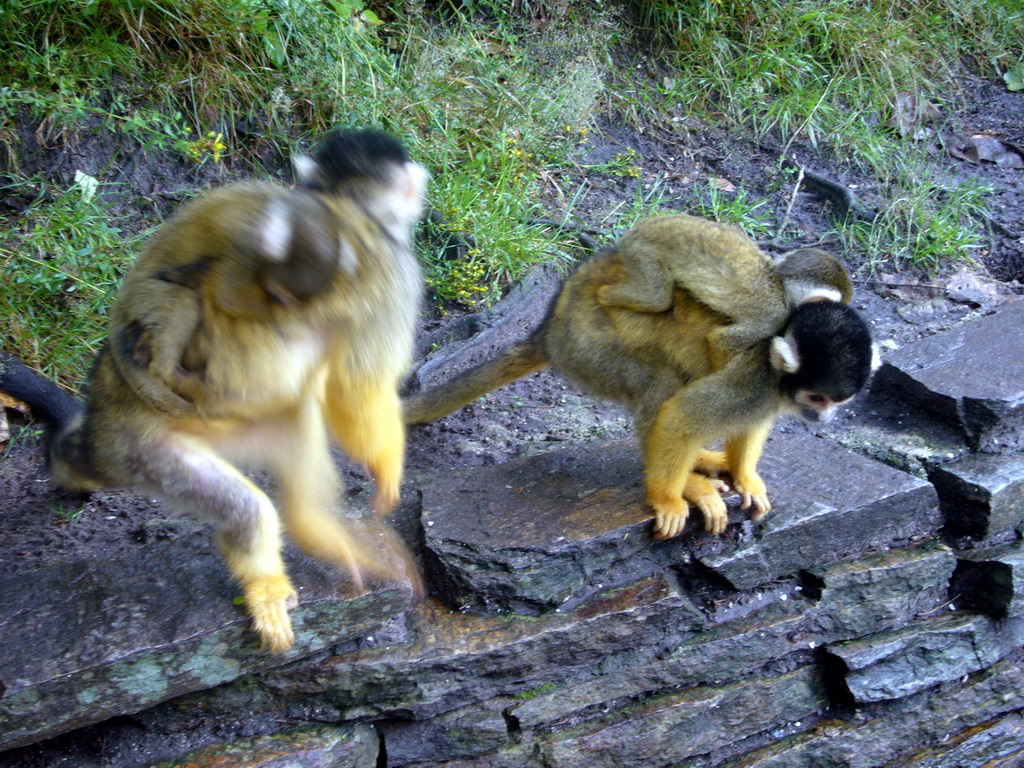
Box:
808, 394, 827, 404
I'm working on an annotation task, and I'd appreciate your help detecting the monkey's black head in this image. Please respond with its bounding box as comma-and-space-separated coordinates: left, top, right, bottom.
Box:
771, 301, 879, 423
296, 129, 409, 193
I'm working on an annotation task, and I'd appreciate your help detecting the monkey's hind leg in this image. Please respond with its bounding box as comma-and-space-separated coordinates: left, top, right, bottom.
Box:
597, 252, 674, 313
725, 421, 773, 520
274, 398, 368, 592
323, 376, 405, 517
139, 435, 297, 653
642, 396, 729, 539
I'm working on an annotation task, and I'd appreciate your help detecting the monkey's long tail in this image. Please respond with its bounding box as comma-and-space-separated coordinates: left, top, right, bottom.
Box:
403, 340, 549, 424
0, 352, 81, 431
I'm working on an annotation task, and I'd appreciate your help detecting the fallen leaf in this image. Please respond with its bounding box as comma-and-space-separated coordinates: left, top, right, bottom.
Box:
943, 268, 1011, 309
709, 176, 736, 192
949, 133, 1024, 169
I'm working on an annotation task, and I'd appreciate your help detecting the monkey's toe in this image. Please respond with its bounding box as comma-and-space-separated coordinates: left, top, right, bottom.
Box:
748, 494, 771, 521
652, 505, 689, 540
243, 575, 298, 654
694, 495, 728, 536
371, 484, 400, 518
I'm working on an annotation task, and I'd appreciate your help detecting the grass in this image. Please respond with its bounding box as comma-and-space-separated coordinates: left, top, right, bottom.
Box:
0, 174, 145, 387
631, 0, 1021, 268
0, 0, 1020, 377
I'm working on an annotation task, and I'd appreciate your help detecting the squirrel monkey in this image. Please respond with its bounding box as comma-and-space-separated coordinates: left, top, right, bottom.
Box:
599, 214, 852, 366
0, 130, 427, 653
404, 214, 878, 540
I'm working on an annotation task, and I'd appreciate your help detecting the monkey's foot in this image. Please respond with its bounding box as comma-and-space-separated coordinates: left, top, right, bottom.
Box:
733, 472, 771, 521
684, 473, 729, 535
651, 499, 689, 541
243, 574, 298, 654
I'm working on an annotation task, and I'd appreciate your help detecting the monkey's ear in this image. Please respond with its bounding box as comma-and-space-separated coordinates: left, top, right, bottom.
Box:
403, 162, 429, 202
389, 161, 428, 225
785, 281, 843, 307
870, 342, 882, 372
770, 336, 801, 374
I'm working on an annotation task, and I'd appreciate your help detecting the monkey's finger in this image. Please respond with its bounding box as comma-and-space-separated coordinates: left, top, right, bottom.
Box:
363, 520, 424, 598
334, 534, 367, 594
371, 489, 398, 518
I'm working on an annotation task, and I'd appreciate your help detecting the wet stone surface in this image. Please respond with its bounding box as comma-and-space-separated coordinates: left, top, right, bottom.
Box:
725, 653, 1024, 768
152, 724, 379, 768
672, 432, 940, 590
827, 612, 1024, 703
871, 302, 1024, 451
0, 538, 415, 751
420, 439, 654, 612
929, 452, 1024, 540
421, 432, 939, 609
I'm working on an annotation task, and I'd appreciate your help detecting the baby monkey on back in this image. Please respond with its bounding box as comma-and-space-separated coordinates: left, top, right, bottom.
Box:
0, 130, 427, 653
405, 213, 878, 540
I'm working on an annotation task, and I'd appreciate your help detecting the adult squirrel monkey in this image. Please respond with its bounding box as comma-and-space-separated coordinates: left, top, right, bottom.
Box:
0, 130, 427, 653
404, 214, 878, 540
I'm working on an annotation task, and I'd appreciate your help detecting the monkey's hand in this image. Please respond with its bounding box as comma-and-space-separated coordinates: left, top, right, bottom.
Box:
732, 471, 771, 521
242, 574, 299, 654
683, 473, 729, 536
371, 480, 400, 518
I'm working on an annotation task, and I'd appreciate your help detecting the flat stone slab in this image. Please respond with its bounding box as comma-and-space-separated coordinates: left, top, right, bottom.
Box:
534, 665, 826, 768
808, 540, 956, 637
0, 537, 415, 751
420, 440, 655, 612
153, 724, 379, 768
509, 543, 954, 735
420, 433, 938, 610
929, 452, 1024, 540
726, 654, 1024, 767
687, 432, 939, 590
870, 301, 1024, 450
261, 574, 700, 722
826, 612, 1024, 703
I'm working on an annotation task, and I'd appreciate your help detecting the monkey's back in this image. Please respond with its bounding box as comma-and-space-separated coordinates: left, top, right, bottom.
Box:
622, 214, 788, 330
540, 249, 725, 414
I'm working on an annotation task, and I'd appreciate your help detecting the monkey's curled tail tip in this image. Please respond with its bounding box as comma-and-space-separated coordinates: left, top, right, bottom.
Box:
0, 352, 82, 430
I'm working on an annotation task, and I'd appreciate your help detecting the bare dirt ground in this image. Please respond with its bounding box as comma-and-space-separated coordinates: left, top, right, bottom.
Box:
1, 76, 1022, 582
